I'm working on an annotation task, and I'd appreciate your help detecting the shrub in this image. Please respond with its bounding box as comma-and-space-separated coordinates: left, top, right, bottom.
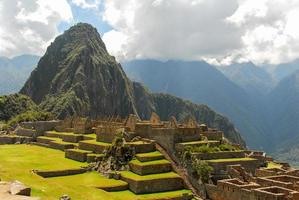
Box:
192, 159, 213, 183
7, 111, 54, 127
218, 144, 238, 151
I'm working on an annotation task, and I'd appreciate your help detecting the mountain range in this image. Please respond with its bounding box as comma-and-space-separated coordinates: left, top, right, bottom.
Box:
0, 55, 40, 95
123, 59, 299, 165
1, 23, 299, 165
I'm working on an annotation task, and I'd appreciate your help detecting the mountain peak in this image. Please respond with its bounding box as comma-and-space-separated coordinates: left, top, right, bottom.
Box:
20, 24, 245, 146
49, 23, 108, 56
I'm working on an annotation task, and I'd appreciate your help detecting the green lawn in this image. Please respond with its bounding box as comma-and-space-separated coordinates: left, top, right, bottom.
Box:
0, 144, 192, 200
0, 145, 119, 200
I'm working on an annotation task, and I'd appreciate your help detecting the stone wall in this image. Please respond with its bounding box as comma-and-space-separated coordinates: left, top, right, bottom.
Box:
208, 159, 261, 175
35, 168, 86, 178
0, 136, 33, 144
201, 130, 224, 141
192, 151, 245, 160
20, 121, 61, 136
15, 128, 37, 137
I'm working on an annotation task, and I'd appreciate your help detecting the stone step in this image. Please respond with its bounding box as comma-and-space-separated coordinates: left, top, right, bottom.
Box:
127, 141, 155, 153
45, 131, 84, 143
34, 168, 87, 178
175, 140, 220, 152
96, 181, 129, 192
129, 159, 172, 175
48, 140, 77, 151
65, 149, 93, 162
36, 136, 58, 145
78, 140, 111, 154
0, 135, 33, 144
120, 171, 184, 194
86, 153, 104, 163
15, 128, 37, 137
136, 151, 165, 162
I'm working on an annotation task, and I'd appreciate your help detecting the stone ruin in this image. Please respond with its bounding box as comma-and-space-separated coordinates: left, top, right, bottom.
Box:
1, 112, 298, 200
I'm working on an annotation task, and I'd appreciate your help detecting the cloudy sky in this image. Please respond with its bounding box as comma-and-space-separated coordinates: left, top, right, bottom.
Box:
1, 0, 299, 65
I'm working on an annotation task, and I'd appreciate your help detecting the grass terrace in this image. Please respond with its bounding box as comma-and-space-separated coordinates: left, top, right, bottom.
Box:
267, 161, 283, 169
130, 159, 170, 166
184, 143, 241, 154
0, 144, 190, 200
120, 171, 180, 181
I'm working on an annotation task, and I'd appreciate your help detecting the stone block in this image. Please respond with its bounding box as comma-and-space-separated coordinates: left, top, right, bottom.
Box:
34, 168, 86, 178
65, 149, 92, 162
129, 159, 172, 175
78, 140, 110, 154
10, 181, 31, 196
49, 141, 75, 151
121, 172, 184, 194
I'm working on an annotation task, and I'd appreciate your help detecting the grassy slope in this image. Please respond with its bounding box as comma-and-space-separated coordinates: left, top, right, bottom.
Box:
0, 145, 192, 200
0, 145, 119, 200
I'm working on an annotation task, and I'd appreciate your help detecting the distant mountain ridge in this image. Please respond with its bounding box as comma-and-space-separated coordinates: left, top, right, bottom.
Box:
217, 62, 274, 96
0, 55, 40, 95
19, 23, 245, 146
123, 60, 269, 149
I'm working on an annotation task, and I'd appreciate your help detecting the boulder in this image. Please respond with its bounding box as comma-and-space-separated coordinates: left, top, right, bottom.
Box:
10, 181, 31, 196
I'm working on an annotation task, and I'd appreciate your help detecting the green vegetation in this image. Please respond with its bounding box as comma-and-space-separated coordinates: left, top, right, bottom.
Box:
99, 134, 134, 171
192, 160, 213, 183
136, 151, 164, 161
7, 110, 53, 127
136, 151, 163, 158
0, 94, 38, 121
266, 161, 283, 169
183, 143, 239, 154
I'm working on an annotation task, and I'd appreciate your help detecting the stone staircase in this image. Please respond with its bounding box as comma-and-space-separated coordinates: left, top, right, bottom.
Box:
119, 147, 193, 199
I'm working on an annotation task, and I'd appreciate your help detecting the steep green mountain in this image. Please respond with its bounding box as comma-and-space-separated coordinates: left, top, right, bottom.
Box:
0, 55, 40, 95
217, 62, 274, 96
20, 23, 245, 146
123, 60, 266, 149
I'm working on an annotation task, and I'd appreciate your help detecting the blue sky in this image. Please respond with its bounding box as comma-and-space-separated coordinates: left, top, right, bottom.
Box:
58, 1, 112, 36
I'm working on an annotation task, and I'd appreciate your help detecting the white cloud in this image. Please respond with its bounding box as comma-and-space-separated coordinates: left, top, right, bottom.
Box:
102, 0, 299, 65
71, 0, 101, 10
102, 0, 242, 62
227, 0, 299, 65
0, 0, 73, 57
